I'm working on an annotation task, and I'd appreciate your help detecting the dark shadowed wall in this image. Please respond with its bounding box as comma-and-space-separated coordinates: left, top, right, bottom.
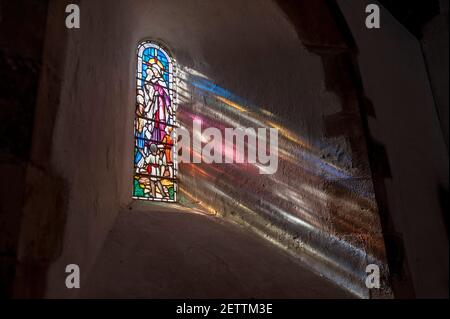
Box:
0, 0, 49, 297
338, 0, 448, 298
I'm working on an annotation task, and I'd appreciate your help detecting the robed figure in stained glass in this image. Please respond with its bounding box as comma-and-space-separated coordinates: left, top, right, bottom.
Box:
142, 58, 173, 141
133, 42, 177, 202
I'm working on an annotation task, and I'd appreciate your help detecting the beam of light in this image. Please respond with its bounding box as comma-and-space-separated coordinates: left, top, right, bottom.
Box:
179, 171, 383, 299
172, 66, 390, 298
215, 95, 248, 113
187, 74, 245, 105
266, 120, 311, 150
260, 108, 275, 117
179, 188, 218, 216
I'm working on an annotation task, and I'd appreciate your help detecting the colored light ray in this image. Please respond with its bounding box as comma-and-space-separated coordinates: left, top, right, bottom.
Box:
180, 188, 218, 216
181, 104, 366, 198
179, 111, 353, 189
215, 95, 248, 113
180, 105, 369, 199
176, 67, 387, 297
179, 106, 357, 184
180, 166, 383, 298
182, 163, 377, 246
179, 176, 382, 298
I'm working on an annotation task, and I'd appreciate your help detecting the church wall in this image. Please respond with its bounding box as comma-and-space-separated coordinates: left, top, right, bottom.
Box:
41, 0, 135, 298
127, 0, 388, 298
0, 0, 49, 297
338, 0, 449, 298
39, 0, 389, 298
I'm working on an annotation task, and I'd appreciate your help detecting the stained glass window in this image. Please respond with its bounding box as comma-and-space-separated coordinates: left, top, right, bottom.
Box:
133, 41, 177, 202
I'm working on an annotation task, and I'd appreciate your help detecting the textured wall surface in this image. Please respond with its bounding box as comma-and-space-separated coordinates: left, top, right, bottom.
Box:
41, 0, 134, 298
339, 0, 449, 298
40, 0, 389, 298
422, 0, 449, 146
0, 0, 49, 297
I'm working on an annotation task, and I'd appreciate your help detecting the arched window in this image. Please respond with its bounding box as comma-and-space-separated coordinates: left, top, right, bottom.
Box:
133, 41, 177, 202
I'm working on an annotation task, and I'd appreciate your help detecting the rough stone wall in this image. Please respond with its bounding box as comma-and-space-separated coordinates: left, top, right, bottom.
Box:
0, 0, 49, 297
338, 0, 449, 298
40, 0, 134, 298
421, 0, 449, 147
9, 0, 78, 298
